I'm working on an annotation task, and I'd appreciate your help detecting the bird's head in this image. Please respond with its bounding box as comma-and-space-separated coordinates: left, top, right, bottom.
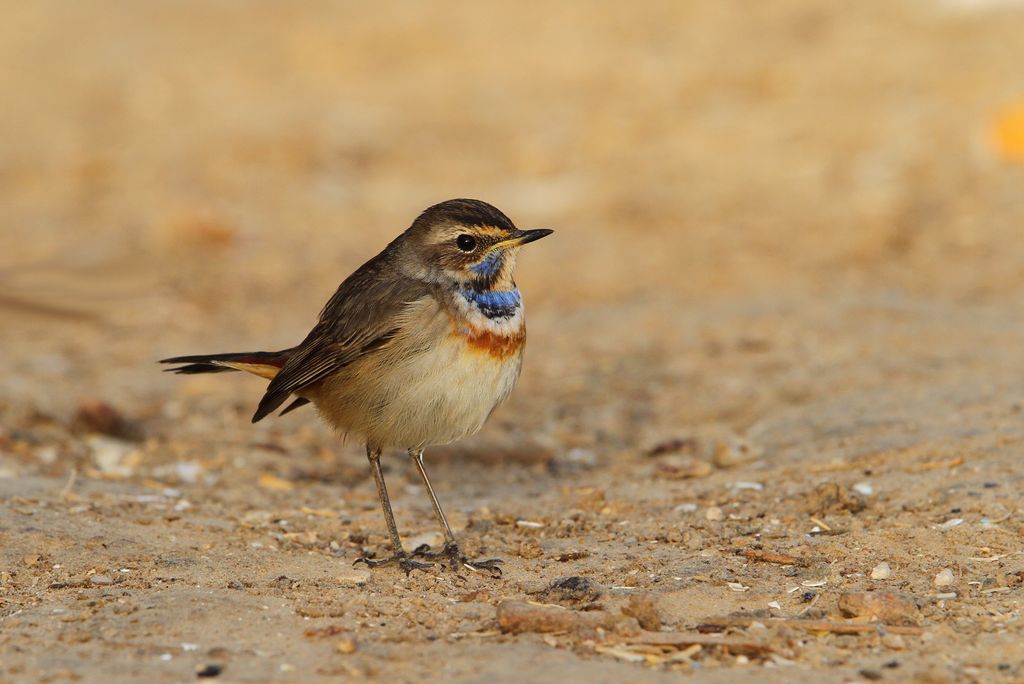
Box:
400, 199, 552, 289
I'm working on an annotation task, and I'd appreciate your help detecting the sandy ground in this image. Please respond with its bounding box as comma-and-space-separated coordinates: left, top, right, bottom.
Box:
3, 1, 1024, 682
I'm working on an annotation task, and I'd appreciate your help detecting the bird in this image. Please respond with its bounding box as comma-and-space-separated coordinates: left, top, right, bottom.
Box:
161, 199, 552, 575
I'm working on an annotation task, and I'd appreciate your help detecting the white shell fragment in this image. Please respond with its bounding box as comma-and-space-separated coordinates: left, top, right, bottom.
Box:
852, 482, 874, 496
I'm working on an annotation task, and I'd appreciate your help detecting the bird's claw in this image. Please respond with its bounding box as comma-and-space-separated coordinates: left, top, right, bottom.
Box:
354, 551, 432, 575
411, 541, 504, 577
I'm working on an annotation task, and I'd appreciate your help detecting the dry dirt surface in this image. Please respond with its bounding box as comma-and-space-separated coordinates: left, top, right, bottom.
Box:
3, 1, 1024, 682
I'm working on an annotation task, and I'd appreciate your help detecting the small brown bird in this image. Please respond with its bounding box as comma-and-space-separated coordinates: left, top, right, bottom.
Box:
161, 199, 552, 575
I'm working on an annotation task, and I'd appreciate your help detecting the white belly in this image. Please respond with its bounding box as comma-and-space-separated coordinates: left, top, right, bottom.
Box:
361, 334, 523, 448
307, 297, 524, 449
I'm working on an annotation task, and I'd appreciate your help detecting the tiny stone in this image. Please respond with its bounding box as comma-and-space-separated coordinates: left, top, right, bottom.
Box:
871, 562, 892, 580
74, 399, 133, 438
656, 455, 712, 479
705, 506, 724, 521
934, 568, 956, 587
712, 435, 762, 468
852, 482, 874, 496
621, 592, 662, 631
196, 664, 222, 678
881, 634, 906, 650
89, 575, 113, 585
675, 503, 698, 514
175, 461, 202, 484
335, 638, 357, 654
556, 448, 598, 470
838, 590, 919, 625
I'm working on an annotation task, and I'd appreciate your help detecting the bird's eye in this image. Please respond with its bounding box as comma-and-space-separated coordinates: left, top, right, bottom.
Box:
456, 234, 477, 252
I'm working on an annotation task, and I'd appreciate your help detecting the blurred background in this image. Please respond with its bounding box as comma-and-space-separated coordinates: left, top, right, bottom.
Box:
3, 0, 1024, 438
5, 4, 1024, 680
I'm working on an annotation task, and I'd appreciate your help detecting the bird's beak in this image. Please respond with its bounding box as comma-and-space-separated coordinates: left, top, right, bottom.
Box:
497, 228, 554, 248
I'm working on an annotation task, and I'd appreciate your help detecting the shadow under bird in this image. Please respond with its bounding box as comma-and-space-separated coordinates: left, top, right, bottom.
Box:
161, 199, 552, 575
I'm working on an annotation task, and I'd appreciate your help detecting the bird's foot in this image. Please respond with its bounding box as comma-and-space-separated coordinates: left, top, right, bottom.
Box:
354, 551, 432, 575
411, 541, 504, 577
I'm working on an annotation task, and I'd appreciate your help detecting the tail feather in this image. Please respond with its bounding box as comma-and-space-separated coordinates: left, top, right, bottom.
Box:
162, 362, 237, 375
160, 351, 288, 380
160, 349, 313, 420
279, 397, 311, 416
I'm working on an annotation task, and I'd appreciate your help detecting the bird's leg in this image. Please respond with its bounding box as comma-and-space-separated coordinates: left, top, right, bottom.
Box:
407, 448, 503, 577
354, 446, 431, 574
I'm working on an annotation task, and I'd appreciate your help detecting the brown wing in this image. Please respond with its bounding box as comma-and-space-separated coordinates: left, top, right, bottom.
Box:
251, 250, 430, 423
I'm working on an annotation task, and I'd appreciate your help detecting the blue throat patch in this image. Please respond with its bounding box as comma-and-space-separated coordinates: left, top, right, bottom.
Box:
470, 252, 503, 278
459, 288, 521, 319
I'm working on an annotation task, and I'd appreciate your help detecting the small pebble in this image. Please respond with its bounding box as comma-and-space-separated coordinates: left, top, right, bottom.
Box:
557, 448, 598, 470
336, 638, 357, 654
871, 562, 892, 580
838, 590, 919, 625
88, 436, 136, 477
622, 593, 662, 631
647, 437, 697, 457
935, 592, 957, 600
713, 435, 762, 467
89, 575, 113, 586
175, 461, 202, 484
656, 455, 712, 479
852, 482, 874, 496
196, 664, 222, 678
74, 399, 133, 438
705, 506, 724, 521
36, 446, 58, 465
934, 568, 956, 587
881, 634, 906, 650
938, 518, 964, 530
674, 503, 698, 514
